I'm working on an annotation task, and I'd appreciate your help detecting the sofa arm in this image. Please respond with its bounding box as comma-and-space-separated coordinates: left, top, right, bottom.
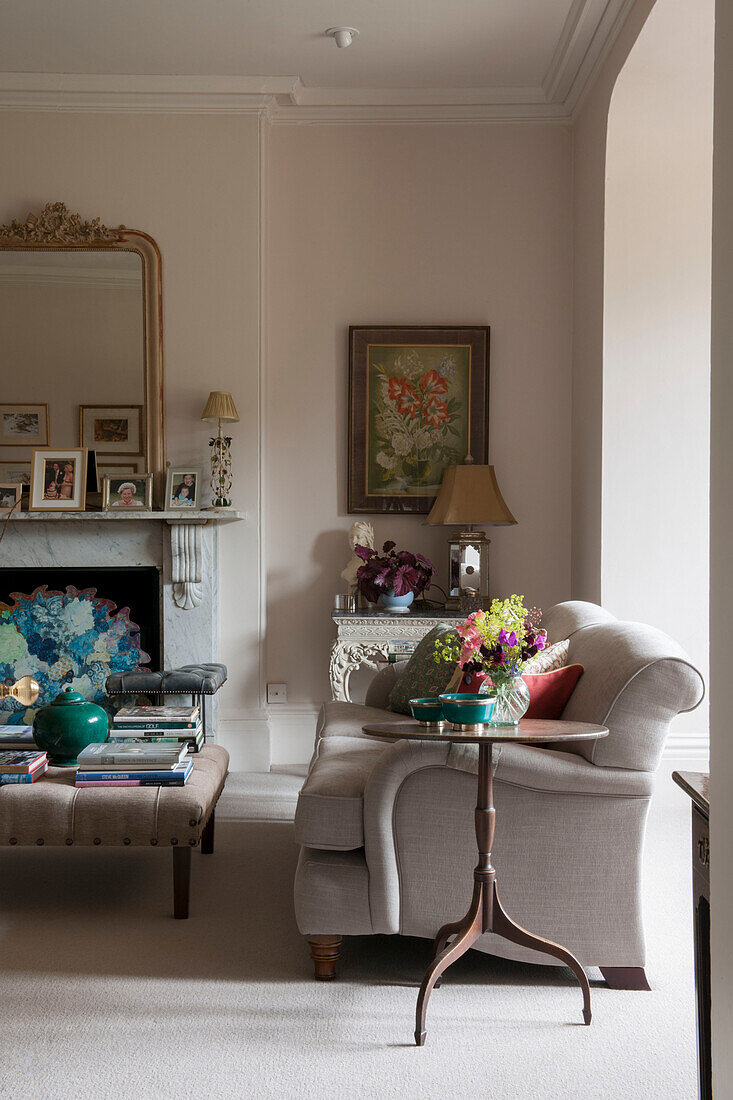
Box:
362, 738, 654, 933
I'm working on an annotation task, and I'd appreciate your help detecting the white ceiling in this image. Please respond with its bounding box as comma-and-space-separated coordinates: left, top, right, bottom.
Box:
0, 0, 636, 119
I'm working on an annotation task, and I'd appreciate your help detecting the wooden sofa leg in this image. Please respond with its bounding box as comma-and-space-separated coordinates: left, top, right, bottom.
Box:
308, 936, 342, 981
600, 966, 651, 990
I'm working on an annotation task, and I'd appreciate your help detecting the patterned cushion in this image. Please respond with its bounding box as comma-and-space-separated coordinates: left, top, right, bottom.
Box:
388, 624, 460, 715
523, 638, 569, 675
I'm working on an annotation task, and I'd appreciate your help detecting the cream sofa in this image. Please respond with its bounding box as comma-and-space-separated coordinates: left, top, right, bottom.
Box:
293, 602, 704, 987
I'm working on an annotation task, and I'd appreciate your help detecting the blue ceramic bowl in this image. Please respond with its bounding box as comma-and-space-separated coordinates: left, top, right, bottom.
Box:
410, 697, 445, 725
438, 693, 496, 727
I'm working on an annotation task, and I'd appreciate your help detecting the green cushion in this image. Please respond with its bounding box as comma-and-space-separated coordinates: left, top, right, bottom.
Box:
388, 623, 460, 715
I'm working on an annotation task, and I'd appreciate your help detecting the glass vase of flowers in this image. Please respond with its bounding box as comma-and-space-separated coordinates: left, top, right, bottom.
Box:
434, 595, 548, 724
354, 540, 435, 611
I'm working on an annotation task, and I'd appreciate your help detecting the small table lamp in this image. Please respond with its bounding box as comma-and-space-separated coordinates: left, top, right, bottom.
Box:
201, 391, 240, 507
424, 462, 517, 612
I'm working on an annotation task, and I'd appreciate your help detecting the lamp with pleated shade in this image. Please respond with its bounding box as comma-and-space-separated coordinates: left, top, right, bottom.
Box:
201, 391, 240, 508
424, 462, 516, 611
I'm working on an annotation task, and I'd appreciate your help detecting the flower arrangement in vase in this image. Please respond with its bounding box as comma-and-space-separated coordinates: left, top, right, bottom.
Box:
354, 540, 435, 612
435, 595, 548, 723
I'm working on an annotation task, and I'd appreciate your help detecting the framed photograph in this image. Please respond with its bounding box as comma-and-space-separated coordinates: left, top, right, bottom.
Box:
0, 483, 22, 514
79, 405, 143, 455
347, 326, 490, 514
102, 474, 153, 511
0, 404, 49, 447
29, 448, 88, 511
97, 461, 141, 479
0, 461, 32, 488
165, 468, 201, 510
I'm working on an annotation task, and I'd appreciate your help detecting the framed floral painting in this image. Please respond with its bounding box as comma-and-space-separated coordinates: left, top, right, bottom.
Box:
348, 326, 490, 514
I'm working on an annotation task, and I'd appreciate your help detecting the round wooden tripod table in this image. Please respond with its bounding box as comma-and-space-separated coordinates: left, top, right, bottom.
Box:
362, 718, 609, 1046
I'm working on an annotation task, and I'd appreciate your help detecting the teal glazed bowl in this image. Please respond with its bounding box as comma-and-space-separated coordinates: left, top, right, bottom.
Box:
439, 693, 496, 730
410, 698, 445, 726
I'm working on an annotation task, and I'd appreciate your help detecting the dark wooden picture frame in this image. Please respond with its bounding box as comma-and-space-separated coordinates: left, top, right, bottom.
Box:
348, 325, 490, 514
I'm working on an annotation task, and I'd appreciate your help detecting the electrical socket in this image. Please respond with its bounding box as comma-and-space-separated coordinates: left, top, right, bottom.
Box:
267, 683, 288, 704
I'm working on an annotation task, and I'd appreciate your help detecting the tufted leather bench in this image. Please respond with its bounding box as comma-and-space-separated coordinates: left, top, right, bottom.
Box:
0, 745, 229, 918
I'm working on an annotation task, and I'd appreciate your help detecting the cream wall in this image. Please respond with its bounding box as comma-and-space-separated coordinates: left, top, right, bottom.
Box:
266, 123, 573, 743
571, 0, 657, 601
0, 111, 263, 768
601, 0, 713, 744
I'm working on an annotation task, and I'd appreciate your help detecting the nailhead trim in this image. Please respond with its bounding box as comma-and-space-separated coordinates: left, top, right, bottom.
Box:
9, 838, 17, 845
189, 819, 197, 827
188, 838, 197, 847
123, 838, 131, 845
93, 838, 101, 845
65, 838, 73, 846
171, 838, 178, 845
36, 838, 44, 846
150, 839, 158, 846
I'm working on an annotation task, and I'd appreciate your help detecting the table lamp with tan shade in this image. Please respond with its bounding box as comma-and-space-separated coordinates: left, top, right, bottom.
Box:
201, 391, 240, 508
424, 461, 516, 612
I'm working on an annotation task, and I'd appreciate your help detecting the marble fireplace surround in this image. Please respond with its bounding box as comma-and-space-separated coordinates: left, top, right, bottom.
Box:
0, 511, 243, 737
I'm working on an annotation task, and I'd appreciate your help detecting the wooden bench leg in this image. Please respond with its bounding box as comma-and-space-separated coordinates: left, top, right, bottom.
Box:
173, 846, 192, 919
600, 966, 651, 990
308, 935, 342, 980
201, 809, 215, 855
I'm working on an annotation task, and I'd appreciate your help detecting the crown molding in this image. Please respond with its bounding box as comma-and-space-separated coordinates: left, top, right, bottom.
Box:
543, 0, 639, 113
0, 0, 637, 123
0, 73, 300, 114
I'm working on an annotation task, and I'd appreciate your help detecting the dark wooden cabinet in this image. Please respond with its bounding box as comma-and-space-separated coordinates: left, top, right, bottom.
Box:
673, 771, 711, 1100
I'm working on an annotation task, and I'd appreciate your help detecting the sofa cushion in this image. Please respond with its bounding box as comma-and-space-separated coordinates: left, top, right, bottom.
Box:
295, 735, 389, 850
524, 664, 584, 719
387, 623, 460, 715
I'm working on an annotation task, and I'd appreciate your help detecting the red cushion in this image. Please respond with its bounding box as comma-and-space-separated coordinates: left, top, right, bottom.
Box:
522, 664, 584, 719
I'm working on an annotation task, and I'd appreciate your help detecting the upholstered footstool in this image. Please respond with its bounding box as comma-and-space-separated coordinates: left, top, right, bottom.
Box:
0, 745, 229, 918
106, 664, 228, 738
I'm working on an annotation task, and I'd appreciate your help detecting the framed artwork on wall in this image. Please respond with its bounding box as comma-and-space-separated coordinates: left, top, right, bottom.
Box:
0, 404, 49, 447
347, 325, 490, 514
79, 405, 143, 456
29, 448, 88, 511
0, 461, 32, 488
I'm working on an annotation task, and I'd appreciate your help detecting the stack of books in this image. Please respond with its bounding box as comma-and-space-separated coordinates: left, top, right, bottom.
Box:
109, 705, 204, 753
75, 742, 193, 787
0, 725, 38, 749
0, 749, 48, 784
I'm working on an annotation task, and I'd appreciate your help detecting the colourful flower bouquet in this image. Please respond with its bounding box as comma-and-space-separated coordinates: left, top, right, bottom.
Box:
354, 541, 435, 604
435, 595, 547, 722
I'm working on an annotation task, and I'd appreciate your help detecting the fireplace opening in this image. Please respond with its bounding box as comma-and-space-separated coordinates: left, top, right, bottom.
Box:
0, 566, 160, 723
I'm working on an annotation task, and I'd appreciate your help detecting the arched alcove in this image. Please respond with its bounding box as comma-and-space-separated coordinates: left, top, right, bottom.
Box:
602, 0, 713, 747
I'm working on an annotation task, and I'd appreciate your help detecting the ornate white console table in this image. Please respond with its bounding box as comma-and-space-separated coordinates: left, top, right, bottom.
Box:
330, 609, 463, 702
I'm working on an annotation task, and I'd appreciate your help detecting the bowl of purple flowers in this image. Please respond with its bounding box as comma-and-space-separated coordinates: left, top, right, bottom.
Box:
354, 540, 435, 613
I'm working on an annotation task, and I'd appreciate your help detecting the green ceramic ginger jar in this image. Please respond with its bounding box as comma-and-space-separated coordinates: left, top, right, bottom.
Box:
33, 688, 109, 766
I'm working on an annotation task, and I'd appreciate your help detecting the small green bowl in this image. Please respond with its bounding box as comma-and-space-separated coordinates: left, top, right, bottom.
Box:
438, 693, 496, 729
410, 697, 445, 726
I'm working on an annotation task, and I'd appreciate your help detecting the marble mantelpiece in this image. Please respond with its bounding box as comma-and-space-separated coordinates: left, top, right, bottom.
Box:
0, 511, 244, 736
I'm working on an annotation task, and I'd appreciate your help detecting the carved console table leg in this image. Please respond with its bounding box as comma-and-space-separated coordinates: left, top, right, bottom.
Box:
329, 642, 389, 702
168, 521, 205, 610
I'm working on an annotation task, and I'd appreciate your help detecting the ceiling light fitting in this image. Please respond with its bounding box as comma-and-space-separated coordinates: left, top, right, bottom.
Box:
325, 26, 359, 49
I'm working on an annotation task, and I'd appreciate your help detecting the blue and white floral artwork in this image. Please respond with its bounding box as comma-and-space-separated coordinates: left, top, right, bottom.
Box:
0, 585, 150, 723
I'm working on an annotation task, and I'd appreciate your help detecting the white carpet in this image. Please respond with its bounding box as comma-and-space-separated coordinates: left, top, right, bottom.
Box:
0, 771, 697, 1100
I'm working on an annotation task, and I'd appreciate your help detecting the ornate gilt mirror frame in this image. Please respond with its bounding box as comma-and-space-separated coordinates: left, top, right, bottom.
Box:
0, 202, 165, 478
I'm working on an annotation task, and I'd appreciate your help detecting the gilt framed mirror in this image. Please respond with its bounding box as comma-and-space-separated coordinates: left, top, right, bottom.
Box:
0, 202, 165, 495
